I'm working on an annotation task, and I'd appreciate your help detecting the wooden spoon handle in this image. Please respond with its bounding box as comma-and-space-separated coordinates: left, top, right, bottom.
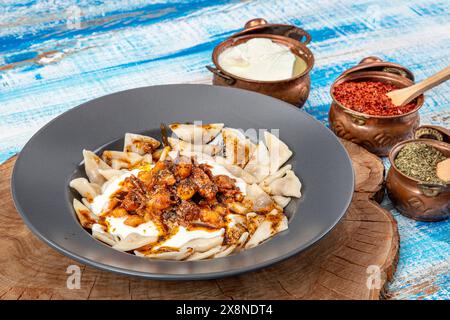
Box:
387, 65, 450, 106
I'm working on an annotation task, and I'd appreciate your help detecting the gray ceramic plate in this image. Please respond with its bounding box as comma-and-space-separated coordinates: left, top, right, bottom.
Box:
11, 84, 354, 280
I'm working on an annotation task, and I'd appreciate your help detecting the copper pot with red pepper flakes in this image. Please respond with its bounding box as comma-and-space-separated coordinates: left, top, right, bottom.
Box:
328, 56, 424, 156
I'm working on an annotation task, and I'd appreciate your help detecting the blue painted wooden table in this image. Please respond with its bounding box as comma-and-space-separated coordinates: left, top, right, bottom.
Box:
0, 0, 449, 299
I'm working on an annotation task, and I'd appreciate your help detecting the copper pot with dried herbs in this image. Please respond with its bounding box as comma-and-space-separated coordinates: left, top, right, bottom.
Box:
329, 57, 423, 156
386, 126, 450, 221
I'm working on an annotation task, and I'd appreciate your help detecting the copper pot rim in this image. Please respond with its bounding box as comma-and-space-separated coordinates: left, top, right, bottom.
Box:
415, 125, 450, 141
388, 138, 450, 186
329, 71, 424, 119
232, 20, 312, 42
212, 34, 315, 84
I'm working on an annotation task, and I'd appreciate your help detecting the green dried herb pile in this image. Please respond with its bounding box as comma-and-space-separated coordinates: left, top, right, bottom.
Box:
395, 143, 447, 184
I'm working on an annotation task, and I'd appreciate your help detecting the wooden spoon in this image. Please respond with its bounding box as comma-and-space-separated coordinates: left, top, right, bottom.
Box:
386, 65, 450, 106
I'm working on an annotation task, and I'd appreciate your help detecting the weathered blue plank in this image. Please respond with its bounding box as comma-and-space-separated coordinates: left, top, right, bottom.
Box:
0, 0, 449, 299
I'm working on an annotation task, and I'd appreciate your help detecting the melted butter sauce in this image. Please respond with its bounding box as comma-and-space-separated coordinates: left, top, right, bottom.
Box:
196, 158, 247, 195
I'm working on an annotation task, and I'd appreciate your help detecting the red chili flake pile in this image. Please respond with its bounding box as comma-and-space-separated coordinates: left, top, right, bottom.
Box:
333, 81, 418, 116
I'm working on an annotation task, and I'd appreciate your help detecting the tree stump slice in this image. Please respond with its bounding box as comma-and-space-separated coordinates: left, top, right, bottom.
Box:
0, 140, 399, 300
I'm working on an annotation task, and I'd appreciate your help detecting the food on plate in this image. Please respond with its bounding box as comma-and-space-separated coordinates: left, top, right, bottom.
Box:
168, 137, 222, 155
123, 133, 160, 155
222, 128, 256, 167
169, 123, 224, 144
218, 38, 307, 81
70, 123, 302, 260
244, 141, 270, 183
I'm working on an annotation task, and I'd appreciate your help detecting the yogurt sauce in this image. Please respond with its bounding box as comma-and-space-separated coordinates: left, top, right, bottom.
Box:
106, 216, 159, 239
218, 38, 298, 81
90, 169, 141, 216
153, 227, 224, 250
92, 219, 224, 251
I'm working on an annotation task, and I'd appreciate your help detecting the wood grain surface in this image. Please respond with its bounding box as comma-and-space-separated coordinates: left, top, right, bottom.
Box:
0, 139, 399, 300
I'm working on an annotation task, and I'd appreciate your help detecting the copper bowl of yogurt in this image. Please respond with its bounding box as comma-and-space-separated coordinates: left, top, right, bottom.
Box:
207, 18, 314, 107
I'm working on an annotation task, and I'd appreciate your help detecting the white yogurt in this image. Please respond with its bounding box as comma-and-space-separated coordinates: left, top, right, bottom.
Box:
106, 216, 160, 239
90, 169, 141, 216
154, 226, 224, 249
218, 38, 297, 81
92, 223, 107, 234
103, 216, 224, 250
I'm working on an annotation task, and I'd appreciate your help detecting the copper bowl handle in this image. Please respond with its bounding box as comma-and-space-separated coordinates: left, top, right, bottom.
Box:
206, 66, 236, 85
417, 183, 446, 197
359, 56, 384, 64
358, 56, 413, 79
283, 27, 312, 45
415, 125, 450, 142
244, 18, 268, 29
342, 109, 369, 125
244, 18, 311, 45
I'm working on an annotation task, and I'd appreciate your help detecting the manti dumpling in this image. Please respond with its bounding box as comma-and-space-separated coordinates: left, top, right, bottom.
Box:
272, 195, 291, 208
82, 149, 111, 186
222, 128, 256, 168
218, 232, 249, 256
101, 150, 145, 170
92, 224, 117, 246
72, 199, 98, 228
169, 123, 224, 144
244, 141, 270, 183
264, 131, 293, 174
184, 236, 224, 260
135, 247, 194, 260
98, 168, 125, 180
112, 233, 158, 252
261, 167, 302, 198
179, 150, 215, 163
246, 183, 274, 212
69, 177, 101, 202
183, 236, 224, 253
168, 137, 221, 156
261, 164, 291, 185
186, 246, 223, 261
123, 133, 160, 155
214, 156, 257, 184
245, 210, 288, 249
